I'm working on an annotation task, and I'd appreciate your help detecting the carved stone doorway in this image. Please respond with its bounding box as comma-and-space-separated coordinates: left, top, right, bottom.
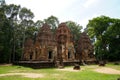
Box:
30, 52, 33, 60
48, 51, 53, 59
68, 51, 71, 59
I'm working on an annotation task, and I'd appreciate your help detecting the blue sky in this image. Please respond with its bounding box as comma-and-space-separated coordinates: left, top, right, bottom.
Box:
6, 0, 120, 29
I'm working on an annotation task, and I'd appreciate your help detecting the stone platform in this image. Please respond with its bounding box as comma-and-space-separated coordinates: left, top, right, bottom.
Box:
13, 61, 80, 69
13, 60, 96, 69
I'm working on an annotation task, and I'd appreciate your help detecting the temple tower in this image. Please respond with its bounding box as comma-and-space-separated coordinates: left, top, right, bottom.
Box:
35, 23, 57, 61
77, 32, 95, 63
56, 23, 75, 62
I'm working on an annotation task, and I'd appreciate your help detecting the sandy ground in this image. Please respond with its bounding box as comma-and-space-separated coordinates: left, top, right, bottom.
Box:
57, 67, 120, 74
94, 67, 120, 74
0, 73, 44, 78
0, 64, 12, 66
56, 67, 82, 72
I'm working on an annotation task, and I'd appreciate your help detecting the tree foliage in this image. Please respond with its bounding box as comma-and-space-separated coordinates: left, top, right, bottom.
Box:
0, 1, 36, 63
44, 15, 59, 33
34, 20, 44, 30
66, 21, 82, 50
87, 16, 120, 61
0, 4, 11, 63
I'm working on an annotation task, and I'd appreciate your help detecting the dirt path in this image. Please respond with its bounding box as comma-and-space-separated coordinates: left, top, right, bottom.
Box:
56, 67, 83, 72
0, 64, 12, 66
94, 67, 120, 74
56, 66, 120, 75
0, 73, 44, 78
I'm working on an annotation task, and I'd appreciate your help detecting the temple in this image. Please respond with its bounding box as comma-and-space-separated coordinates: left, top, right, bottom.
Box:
21, 22, 95, 68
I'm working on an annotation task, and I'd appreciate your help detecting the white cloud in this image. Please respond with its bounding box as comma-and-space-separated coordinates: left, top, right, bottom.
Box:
6, 0, 120, 30
6, 0, 76, 21
80, 13, 102, 30
83, 0, 99, 8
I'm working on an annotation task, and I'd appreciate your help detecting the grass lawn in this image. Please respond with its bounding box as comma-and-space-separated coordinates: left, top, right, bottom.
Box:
0, 63, 120, 80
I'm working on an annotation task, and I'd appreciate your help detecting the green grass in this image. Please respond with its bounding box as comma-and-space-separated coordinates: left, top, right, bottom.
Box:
106, 63, 120, 70
0, 64, 120, 80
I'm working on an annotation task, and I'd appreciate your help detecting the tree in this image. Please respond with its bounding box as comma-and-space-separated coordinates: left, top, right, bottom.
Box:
0, 3, 12, 63
19, 7, 34, 59
0, 4, 36, 62
34, 20, 44, 31
0, 0, 5, 7
87, 15, 120, 61
25, 20, 37, 38
66, 21, 82, 49
87, 16, 112, 60
44, 15, 59, 33
4, 4, 21, 62
105, 19, 120, 61
19, 7, 34, 21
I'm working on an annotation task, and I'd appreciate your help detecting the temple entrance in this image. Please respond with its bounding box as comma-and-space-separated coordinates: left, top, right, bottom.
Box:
48, 51, 53, 59
68, 51, 71, 59
30, 52, 33, 60
35, 49, 38, 59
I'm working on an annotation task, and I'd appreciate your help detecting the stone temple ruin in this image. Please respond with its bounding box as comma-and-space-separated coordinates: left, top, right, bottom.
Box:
76, 32, 95, 64
21, 23, 95, 68
23, 23, 56, 61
